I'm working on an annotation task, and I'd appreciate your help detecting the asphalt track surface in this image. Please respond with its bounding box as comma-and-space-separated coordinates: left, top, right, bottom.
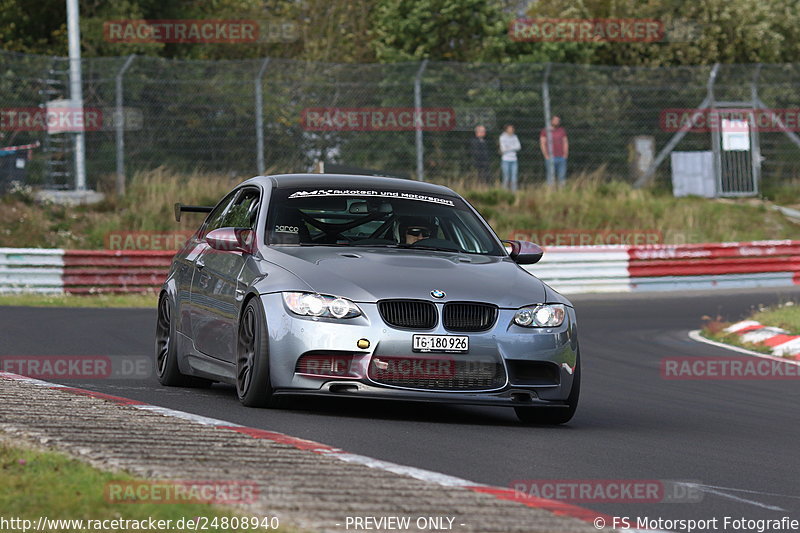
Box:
3, 288, 800, 529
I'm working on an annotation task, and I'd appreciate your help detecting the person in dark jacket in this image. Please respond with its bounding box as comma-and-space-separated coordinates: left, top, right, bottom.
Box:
469, 125, 491, 184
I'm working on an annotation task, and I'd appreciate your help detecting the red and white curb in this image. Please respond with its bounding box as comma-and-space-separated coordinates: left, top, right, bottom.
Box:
689, 327, 800, 367
720, 320, 800, 359
0, 370, 668, 533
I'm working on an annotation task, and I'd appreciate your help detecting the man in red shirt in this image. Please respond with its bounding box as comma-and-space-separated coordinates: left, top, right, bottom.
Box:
539, 116, 569, 185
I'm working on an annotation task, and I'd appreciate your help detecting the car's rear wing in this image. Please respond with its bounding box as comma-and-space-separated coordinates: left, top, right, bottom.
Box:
174, 203, 213, 222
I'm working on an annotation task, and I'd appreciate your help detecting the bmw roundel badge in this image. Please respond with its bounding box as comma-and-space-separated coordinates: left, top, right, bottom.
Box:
430, 289, 446, 299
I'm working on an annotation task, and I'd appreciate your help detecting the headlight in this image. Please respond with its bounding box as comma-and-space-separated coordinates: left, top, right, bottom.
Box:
514, 304, 566, 328
282, 292, 362, 319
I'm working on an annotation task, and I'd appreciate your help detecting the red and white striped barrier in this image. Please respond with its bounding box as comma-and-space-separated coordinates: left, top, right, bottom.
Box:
3, 240, 800, 295
0, 248, 172, 294
529, 239, 800, 294
62, 250, 172, 294
529, 246, 631, 293
626, 240, 800, 292
723, 320, 800, 359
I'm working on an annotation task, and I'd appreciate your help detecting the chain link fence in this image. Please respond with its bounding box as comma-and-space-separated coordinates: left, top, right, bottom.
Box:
2, 50, 800, 191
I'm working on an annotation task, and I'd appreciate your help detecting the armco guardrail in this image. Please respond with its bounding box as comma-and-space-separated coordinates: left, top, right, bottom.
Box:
2, 241, 800, 295
526, 246, 631, 293
63, 250, 173, 294
531, 240, 800, 293
0, 248, 173, 294
626, 241, 800, 291
0, 248, 64, 293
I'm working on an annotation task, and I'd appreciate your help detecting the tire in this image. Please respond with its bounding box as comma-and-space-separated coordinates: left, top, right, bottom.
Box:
236, 298, 277, 407
515, 349, 580, 425
155, 293, 213, 388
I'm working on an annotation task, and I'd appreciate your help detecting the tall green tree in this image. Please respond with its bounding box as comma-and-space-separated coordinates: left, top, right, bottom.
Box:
370, 0, 510, 62
2, 0, 800, 65
526, 0, 800, 66
0, 0, 67, 54
300, 0, 376, 62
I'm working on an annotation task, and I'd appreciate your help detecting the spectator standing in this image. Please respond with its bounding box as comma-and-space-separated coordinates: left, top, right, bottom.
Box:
540, 116, 569, 185
469, 125, 491, 184
499, 124, 521, 192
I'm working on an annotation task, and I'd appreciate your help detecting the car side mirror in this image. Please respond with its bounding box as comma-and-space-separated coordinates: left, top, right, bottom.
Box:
504, 240, 543, 265
206, 227, 254, 254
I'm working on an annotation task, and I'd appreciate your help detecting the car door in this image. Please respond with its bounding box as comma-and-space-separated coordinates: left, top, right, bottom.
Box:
189, 187, 261, 361
180, 191, 237, 337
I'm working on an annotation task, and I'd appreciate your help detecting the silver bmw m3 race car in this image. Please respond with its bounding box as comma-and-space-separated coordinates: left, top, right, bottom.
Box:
157, 174, 580, 424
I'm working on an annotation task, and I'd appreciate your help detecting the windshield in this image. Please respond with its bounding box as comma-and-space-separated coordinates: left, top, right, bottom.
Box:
266, 187, 504, 255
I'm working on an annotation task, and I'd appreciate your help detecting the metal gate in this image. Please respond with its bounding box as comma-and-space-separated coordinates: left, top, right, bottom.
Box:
634, 63, 800, 196
712, 107, 761, 197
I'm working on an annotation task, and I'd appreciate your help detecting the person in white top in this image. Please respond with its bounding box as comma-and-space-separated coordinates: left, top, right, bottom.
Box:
499, 124, 521, 192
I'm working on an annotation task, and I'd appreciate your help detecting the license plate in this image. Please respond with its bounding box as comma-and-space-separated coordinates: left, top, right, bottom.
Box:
412, 334, 469, 353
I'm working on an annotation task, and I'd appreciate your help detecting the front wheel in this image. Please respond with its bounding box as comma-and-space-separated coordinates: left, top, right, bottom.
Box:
515, 350, 580, 425
236, 298, 277, 407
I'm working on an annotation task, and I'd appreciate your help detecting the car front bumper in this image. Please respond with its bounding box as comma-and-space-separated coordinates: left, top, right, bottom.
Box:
260, 292, 579, 404
273, 381, 572, 408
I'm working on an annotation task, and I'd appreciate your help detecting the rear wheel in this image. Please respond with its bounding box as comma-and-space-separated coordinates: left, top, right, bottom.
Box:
155, 293, 212, 388
236, 298, 277, 407
515, 350, 580, 425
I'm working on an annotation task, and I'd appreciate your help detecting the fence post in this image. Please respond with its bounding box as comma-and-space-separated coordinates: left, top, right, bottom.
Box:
750, 64, 763, 195
709, 70, 721, 196
66, 0, 86, 191
414, 59, 429, 182
255, 58, 271, 176
542, 63, 555, 186
752, 64, 800, 151
114, 54, 136, 196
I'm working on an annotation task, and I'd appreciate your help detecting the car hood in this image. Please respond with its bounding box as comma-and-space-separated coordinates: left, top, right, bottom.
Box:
261, 246, 550, 307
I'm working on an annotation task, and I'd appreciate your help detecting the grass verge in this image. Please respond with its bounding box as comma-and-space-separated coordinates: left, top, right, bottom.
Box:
0, 438, 281, 532
455, 172, 800, 245
0, 293, 157, 308
750, 303, 800, 332
701, 302, 800, 356
2, 168, 800, 249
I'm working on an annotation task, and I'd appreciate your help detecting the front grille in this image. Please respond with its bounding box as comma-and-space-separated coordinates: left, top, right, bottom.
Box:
378, 300, 437, 329
368, 355, 506, 391
443, 302, 498, 332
